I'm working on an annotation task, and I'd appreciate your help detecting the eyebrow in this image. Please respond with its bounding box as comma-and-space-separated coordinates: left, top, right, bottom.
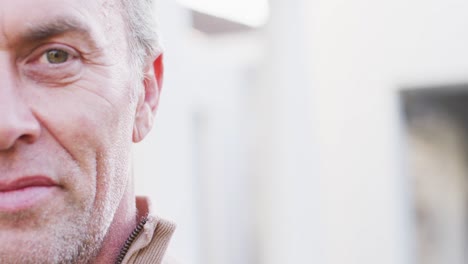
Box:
20, 16, 98, 48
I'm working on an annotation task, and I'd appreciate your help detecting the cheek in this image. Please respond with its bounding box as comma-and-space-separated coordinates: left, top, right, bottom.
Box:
28, 81, 136, 179
32, 88, 136, 217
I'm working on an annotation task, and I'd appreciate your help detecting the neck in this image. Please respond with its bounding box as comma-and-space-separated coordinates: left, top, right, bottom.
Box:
92, 181, 137, 264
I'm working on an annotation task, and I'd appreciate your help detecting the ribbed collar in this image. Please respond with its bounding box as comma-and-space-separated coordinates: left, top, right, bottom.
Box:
119, 197, 176, 264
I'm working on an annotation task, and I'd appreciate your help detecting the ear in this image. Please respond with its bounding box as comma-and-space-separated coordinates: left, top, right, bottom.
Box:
132, 54, 164, 143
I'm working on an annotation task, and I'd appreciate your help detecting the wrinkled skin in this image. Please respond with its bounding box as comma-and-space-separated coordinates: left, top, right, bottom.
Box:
0, 0, 161, 263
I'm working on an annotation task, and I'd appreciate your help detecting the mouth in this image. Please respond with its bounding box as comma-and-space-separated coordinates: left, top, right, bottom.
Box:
0, 176, 60, 213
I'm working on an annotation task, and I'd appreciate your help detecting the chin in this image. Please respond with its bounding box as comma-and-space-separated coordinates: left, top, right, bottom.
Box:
0, 198, 110, 264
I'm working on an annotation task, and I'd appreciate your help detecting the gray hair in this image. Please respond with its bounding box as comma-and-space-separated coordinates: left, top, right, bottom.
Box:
119, 0, 162, 82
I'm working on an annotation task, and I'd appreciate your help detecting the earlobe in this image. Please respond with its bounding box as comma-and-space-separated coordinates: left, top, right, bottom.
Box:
132, 54, 164, 143
133, 103, 154, 142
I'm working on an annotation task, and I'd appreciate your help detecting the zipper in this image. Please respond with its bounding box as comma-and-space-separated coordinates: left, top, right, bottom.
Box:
115, 217, 148, 264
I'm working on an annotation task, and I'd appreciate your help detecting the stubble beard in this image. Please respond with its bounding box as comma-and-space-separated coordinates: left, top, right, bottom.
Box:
0, 189, 116, 264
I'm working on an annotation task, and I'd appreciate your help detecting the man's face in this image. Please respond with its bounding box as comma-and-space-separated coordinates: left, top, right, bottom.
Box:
0, 0, 145, 262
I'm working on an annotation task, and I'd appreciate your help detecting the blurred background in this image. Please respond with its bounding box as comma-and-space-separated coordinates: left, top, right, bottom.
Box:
133, 0, 468, 263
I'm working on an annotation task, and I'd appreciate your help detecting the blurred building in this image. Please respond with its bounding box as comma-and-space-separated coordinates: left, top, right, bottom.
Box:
133, 0, 468, 263
403, 87, 468, 264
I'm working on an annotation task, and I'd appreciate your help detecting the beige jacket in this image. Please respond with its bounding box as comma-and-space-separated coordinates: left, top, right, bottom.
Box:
119, 197, 176, 264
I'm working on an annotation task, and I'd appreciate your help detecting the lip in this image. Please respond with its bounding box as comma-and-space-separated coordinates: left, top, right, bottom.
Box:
0, 176, 59, 212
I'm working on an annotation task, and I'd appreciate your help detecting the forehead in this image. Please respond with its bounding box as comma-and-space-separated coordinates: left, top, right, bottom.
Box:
0, 0, 124, 48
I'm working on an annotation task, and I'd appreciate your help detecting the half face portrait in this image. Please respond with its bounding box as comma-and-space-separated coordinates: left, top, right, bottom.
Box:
0, 0, 164, 263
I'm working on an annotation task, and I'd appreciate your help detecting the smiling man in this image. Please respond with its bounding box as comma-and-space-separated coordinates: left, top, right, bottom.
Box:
0, 0, 174, 263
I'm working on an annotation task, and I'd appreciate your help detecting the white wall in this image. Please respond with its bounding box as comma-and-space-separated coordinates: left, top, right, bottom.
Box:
253, 0, 323, 263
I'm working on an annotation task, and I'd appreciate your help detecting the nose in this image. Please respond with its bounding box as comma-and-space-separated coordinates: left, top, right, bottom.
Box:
0, 68, 40, 150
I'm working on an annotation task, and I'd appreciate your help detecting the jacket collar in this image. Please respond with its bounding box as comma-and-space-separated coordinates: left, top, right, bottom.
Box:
118, 196, 176, 264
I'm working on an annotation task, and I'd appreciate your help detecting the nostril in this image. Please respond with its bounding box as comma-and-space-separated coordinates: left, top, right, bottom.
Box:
0, 115, 41, 150
0, 89, 41, 150
18, 134, 36, 144
0, 128, 40, 150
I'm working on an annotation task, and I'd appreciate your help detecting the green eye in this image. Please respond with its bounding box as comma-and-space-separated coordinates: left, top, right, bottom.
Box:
46, 49, 69, 64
